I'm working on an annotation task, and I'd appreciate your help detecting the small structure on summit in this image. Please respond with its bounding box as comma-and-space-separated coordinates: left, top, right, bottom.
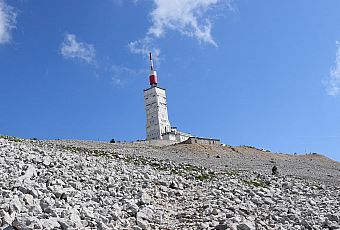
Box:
143, 52, 219, 144
181, 137, 220, 145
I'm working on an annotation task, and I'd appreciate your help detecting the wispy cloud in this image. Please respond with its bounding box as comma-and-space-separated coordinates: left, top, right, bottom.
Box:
111, 65, 146, 86
112, 0, 139, 6
0, 0, 17, 44
60, 33, 96, 64
129, 0, 232, 58
148, 0, 231, 46
58, 33, 145, 87
128, 37, 161, 62
325, 42, 340, 96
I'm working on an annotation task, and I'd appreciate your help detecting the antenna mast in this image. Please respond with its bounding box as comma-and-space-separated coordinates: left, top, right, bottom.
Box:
149, 52, 158, 86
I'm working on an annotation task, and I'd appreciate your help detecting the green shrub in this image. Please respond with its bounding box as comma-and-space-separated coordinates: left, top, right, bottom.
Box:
0, 135, 23, 142
243, 179, 268, 187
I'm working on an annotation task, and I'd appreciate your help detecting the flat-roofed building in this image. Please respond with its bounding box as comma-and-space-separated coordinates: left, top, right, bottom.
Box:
181, 137, 221, 145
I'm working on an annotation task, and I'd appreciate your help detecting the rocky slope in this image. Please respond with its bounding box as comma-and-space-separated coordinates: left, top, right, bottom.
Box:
0, 136, 340, 229
49, 139, 340, 185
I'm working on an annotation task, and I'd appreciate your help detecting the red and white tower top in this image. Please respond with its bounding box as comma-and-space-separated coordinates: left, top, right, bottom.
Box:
149, 52, 158, 87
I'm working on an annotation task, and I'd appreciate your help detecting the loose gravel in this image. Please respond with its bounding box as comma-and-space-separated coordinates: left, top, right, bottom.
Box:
1, 137, 340, 229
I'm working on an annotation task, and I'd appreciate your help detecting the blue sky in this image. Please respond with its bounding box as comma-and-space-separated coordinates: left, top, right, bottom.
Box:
1, 0, 340, 161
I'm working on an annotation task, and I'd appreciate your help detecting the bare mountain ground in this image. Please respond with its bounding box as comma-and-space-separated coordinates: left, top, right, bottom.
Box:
48, 140, 340, 185
1, 136, 340, 229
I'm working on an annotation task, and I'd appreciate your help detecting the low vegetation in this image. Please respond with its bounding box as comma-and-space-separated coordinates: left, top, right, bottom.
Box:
243, 178, 268, 188
0, 135, 23, 142
196, 171, 217, 181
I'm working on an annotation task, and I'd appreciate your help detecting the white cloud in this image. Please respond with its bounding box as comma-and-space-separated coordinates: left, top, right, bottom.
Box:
325, 42, 340, 96
129, 0, 231, 58
0, 0, 17, 44
148, 0, 230, 46
128, 37, 152, 56
60, 33, 96, 64
128, 37, 161, 63
112, 0, 139, 6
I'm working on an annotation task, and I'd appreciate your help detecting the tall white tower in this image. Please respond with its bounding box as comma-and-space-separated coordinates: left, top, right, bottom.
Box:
144, 52, 171, 140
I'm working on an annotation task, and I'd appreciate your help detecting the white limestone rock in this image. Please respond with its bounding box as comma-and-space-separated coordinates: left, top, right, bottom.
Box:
137, 207, 154, 222
68, 208, 83, 228
1, 138, 340, 230
18, 165, 37, 182
1, 211, 15, 226
40, 218, 60, 229
9, 196, 22, 213
23, 194, 34, 206
137, 218, 149, 230
12, 214, 41, 230
39, 197, 55, 212
139, 191, 152, 205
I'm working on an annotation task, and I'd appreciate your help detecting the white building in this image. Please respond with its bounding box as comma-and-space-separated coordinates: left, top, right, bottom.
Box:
144, 52, 191, 142
162, 127, 192, 142
144, 86, 171, 140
